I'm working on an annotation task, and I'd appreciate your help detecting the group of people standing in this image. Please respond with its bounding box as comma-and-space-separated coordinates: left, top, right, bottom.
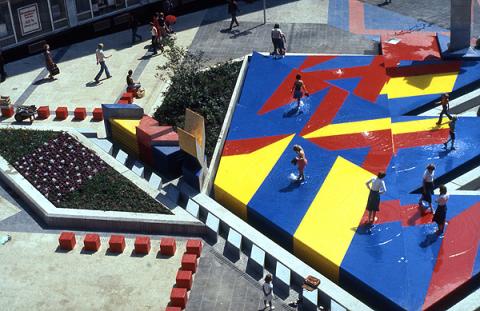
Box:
365, 164, 448, 236
149, 11, 175, 55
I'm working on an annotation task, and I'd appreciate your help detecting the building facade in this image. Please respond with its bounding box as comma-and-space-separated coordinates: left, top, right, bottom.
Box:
0, 0, 174, 48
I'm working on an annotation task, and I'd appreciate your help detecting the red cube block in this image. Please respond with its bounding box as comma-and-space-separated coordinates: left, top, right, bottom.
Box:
1, 106, 14, 118
74, 107, 87, 120
186, 239, 202, 258
117, 99, 130, 105
108, 235, 125, 253
83, 233, 101, 251
55, 107, 68, 120
58, 232, 76, 250
160, 238, 177, 256
37, 106, 50, 119
170, 288, 188, 309
176, 270, 193, 290
165, 307, 181, 311
92, 108, 103, 121
121, 92, 134, 103
181, 253, 197, 273
134, 236, 151, 254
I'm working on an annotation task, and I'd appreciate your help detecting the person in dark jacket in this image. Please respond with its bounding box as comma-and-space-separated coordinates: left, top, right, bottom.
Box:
228, 0, 239, 31
43, 44, 57, 80
130, 13, 142, 44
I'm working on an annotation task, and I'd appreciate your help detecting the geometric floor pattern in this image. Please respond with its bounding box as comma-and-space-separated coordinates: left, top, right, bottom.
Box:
214, 52, 480, 310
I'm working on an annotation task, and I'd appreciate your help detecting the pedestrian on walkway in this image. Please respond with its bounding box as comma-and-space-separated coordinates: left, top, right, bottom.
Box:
130, 13, 142, 44
271, 24, 286, 57
262, 274, 275, 310
418, 164, 435, 213
0, 50, 6, 82
44, 44, 58, 80
291, 74, 309, 109
365, 172, 387, 224
227, 0, 240, 31
292, 144, 307, 182
94, 43, 112, 83
444, 115, 457, 150
432, 185, 448, 235
436, 93, 453, 125
150, 22, 159, 55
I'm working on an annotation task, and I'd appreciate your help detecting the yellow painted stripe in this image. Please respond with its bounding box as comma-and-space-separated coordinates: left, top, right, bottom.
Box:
392, 118, 449, 135
293, 156, 374, 281
303, 118, 391, 139
214, 134, 295, 220
381, 72, 458, 99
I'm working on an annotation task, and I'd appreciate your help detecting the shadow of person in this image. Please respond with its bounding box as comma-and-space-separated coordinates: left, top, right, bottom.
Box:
33, 78, 55, 85
279, 180, 301, 193
420, 233, 439, 248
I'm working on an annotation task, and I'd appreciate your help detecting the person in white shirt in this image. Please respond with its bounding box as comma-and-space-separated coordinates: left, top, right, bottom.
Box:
433, 185, 448, 235
94, 43, 112, 83
262, 274, 275, 310
365, 171, 387, 224
418, 164, 435, 213
271, 24, 286, 57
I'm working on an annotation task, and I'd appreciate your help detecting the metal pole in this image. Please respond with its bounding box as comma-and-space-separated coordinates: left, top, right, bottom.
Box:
263, 0, 266, 24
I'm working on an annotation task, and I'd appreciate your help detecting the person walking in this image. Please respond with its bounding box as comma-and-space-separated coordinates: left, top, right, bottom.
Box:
262, 274, 275, 310
150, 22, 159, 55
94, 43, 112, 83
0, 50, 6, 82
443, 115, 457, 150
271, 24, 286, 57
418, 164, 435, 213
227, 0, 240, 31
292, 144, 307, 182
44, 44, 58, 80
436, 93, 453, 125
432, 185, 448, 235
365, 172, 387, 224
291, 74, 309, 109
130, 13, 142, 44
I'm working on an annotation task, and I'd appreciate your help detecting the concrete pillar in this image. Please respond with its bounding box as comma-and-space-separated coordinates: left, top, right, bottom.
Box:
450, 0, 472, 51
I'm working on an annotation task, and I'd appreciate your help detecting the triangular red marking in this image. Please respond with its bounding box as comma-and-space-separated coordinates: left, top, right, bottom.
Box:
222, 134, 291, 156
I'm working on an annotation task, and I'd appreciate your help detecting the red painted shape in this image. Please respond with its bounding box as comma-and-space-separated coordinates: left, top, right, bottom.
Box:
74, 107, 87, 120
83, 233, 101, 252
58, 232, 76, 250
423, 203, 480, 310
108, 235, 126, 253
360, 200, 433, 226
393, 129, 450, 152
353, 56, 388, 102
92, 108, 103, 121
387, 61, 462, 77
134, 236, 151, 255
37, 106, 50, 119
1, 106, 14, 118
381, 33, 441, 69
300, 86, 349, 136
176, 269, 193, 290
181, 253, 198, 273
170, 287, 188, 309
160, 238, 177, 256
298, 55, 336, 71
222, 134, 290, 156
55, 107, 68, 120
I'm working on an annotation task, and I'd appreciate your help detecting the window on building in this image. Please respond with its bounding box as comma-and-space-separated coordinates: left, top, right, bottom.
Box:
0, 1, 16, 46
49, 0, 68, 29
75, 0, 92, 21
9, 0, 53, 42
91, 0, 126, 17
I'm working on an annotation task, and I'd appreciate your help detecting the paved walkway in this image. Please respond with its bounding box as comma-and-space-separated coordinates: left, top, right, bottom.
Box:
0, 1, 478, 310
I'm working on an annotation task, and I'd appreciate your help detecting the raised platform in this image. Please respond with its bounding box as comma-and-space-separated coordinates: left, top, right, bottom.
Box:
213, 52, 480, 310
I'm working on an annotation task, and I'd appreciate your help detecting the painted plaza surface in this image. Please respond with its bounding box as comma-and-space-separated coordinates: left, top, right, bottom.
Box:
214, 52, 480, 310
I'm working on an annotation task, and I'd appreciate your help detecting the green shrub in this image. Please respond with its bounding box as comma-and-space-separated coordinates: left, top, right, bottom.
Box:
154, 42, 242, 163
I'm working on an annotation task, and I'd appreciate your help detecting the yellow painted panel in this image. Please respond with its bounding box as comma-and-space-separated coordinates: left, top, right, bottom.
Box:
110, 118, 140, 136
392, 118, 449, 134
214, 134, 295, 220
382, 72, 458, 99
303, 118, 391, 139
293, 156, 374, 281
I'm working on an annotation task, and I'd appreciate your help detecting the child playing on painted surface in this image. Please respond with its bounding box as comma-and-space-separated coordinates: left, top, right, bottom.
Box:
419, 164, 435, 213
262, 274, 275, 310
433, 185, 448, 235
444, 115, 457, 150
292, 144, 307, 182
291, 74, 309, 109
436, 93, 453, 125
365, 172, 387, 224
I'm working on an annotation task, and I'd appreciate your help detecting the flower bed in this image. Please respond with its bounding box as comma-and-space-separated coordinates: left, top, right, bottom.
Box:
0, 129, 171, 214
